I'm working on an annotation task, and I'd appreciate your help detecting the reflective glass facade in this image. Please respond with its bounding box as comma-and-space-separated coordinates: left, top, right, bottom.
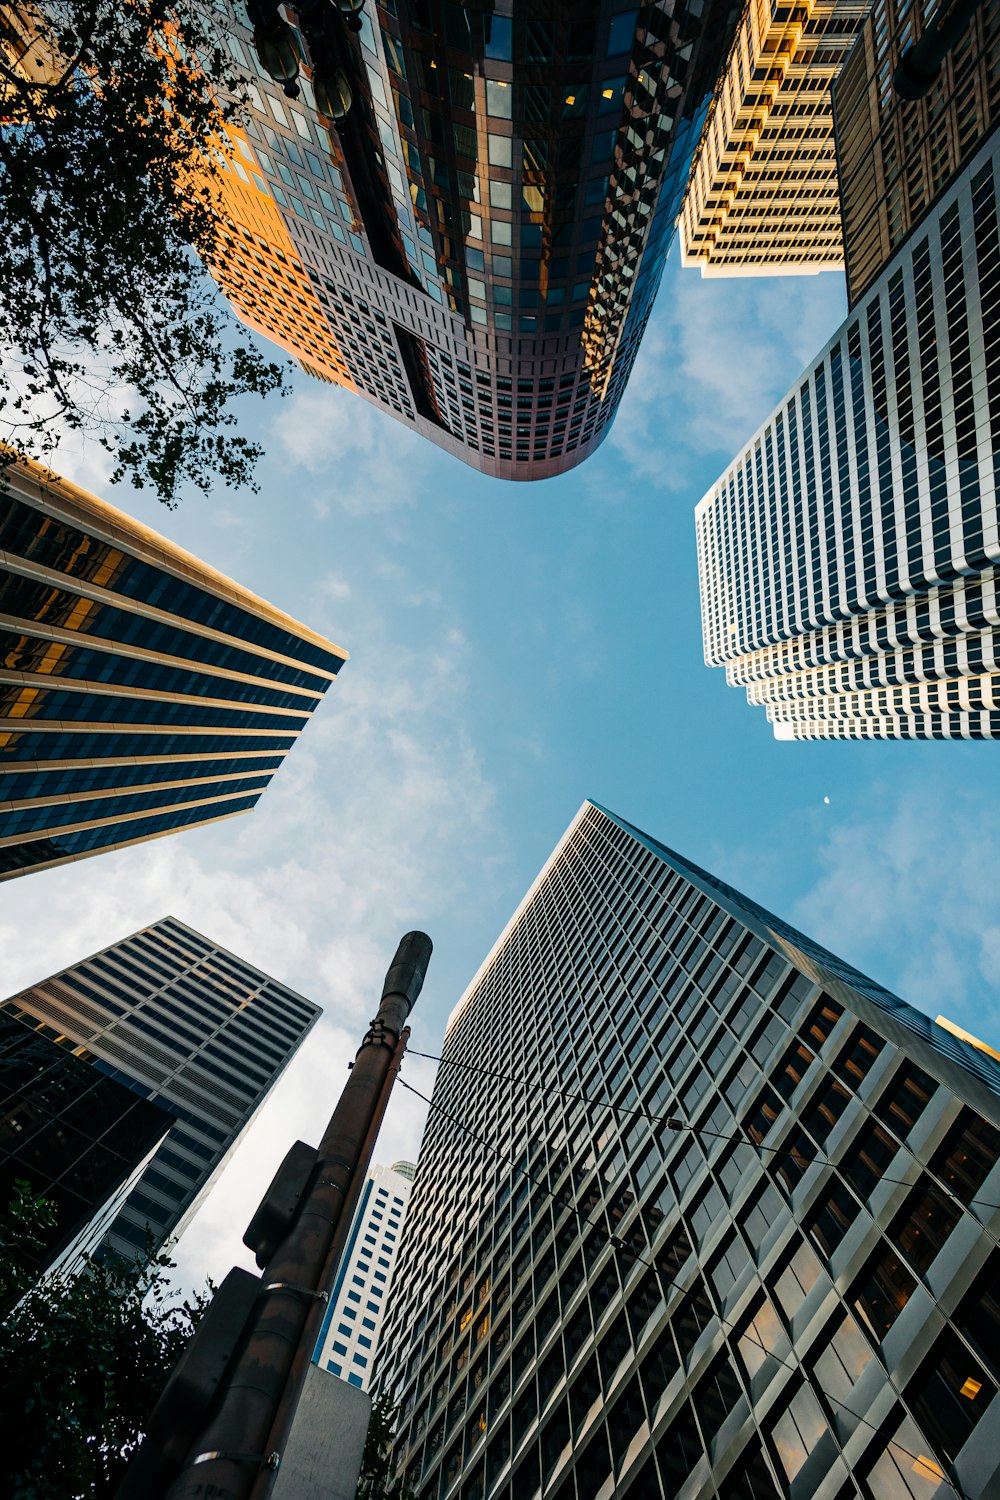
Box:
0, 456, 347, 878
0, 1006, 172, 1296
200, 0, 740, 479
1, 916, 320, 1260
834, 0, 1000, 305
679, 0, 869, 276
314, 1159, 415, 1390
378, 801, 1000, 1500
696, 127, 1000, 739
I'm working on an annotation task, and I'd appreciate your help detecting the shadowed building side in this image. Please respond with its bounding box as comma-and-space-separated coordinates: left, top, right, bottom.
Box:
2, 916, 321, 1261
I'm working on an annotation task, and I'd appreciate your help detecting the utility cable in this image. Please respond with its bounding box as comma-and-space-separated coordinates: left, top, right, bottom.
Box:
406, 1046, 1000, 1218
397, 1074, 976, 1500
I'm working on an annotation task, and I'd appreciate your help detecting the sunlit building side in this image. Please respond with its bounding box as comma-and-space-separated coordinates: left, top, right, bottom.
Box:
679, 0, 870, 276
377, 801, 1000, 1500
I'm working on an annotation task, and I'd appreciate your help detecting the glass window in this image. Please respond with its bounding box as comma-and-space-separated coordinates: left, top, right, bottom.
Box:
736, 1297, 790, 1381
890, 1178, 960, 1274
853, 1243, 917, 1343
931, 1111, 1000, 1205
812, 1313, 872, 1407
845, 1120, 900, 1199
906, 1328, 997, 1461
874, 1063, 936, 1139
773, 1242, 823, 1321
483, 14, 512, 61
866, 1415, 949, 1500
606, 10, 638, 55
486, 79, 512, 119
769, 1385, 827, 1482
488, 133, 512, 168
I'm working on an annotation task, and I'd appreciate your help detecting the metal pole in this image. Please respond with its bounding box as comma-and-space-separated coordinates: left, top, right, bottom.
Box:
163, 931, 432, 1500
247, 1020, 410, 1500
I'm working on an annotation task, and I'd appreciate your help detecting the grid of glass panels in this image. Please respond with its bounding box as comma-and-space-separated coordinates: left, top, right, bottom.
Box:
378, 802, 1000, 1500
0, 464, 345, 879
695, 129, 1000, 740
1, 916, 320, 1259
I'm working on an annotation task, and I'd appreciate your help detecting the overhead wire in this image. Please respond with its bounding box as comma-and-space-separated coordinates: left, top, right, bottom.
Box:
398, 1074, 976, 1500
406, 1045, 1000, 1220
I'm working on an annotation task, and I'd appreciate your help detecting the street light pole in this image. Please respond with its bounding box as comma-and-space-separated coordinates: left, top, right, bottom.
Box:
127, 930, 432, 1500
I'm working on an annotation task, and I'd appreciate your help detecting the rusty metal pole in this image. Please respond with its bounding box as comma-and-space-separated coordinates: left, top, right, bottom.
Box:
163, 930, 432, 1500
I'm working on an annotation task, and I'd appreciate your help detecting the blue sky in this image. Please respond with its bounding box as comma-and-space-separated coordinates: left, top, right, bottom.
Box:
3, 251, 998, 1292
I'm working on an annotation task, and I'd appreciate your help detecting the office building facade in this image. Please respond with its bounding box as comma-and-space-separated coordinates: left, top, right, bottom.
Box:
695, 123, 1000, 739
0, 455, 347, 879
0, 1006, 172, 1295
378, 800, 1000, 1500
679, 0, 869, 277
315, 1159, 416, 1389
1, 916, 320, 1259
833, 0, 1000, 304
200, 0, 740, 479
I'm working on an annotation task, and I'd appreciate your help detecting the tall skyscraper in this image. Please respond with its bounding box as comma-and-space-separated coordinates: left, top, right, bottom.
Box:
314, 1159, 416, 1389
378, 801, 1000, 1500
0, 455, 347, 878
1, 916, 320, 1260
834, 0, 1000, 304
695, 124, 1000, 739
200, 0, 741, 479
0, 1006, 173, 1295
679, 0, 869, 277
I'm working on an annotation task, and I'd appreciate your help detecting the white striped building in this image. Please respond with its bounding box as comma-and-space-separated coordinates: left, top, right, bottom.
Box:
696, 129, 1000, 739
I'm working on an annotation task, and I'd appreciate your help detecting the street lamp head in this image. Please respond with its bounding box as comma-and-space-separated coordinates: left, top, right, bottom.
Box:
252, 16, 301, 89
314, 66, 353, 121
335, 0, 366, 28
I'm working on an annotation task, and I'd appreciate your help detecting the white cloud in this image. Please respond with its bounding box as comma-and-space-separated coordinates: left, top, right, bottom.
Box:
788, 777, 1000, 1046
609, 258, 847, 494
272, 385, 429, 514
0, 587, 504, 1294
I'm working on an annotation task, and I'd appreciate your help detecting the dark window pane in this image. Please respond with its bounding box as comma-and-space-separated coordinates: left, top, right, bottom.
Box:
807, 1179, 863, 1258
853, 1244, 917, 1343
890, 1178, 960, 1274
693, 1355, 744, 1446
657, 1398, 704, 1491
907, 1329, 998, 1461
607, 1376, 646, 1474
834, 1025, 884, 1089
844, 1121, 899, 1200
953, 1257, 1000, 1384
873, 1062, 937, 1139
803, 998, 843, 1050
932, 1111, 1000, 1206
800, 1077, 852, 1148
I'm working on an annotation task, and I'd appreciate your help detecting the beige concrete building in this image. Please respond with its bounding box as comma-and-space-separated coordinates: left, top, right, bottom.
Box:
679, 0, 870, 277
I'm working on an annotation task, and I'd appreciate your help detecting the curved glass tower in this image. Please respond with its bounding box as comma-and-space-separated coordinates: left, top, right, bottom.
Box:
201, 0, 739, 479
